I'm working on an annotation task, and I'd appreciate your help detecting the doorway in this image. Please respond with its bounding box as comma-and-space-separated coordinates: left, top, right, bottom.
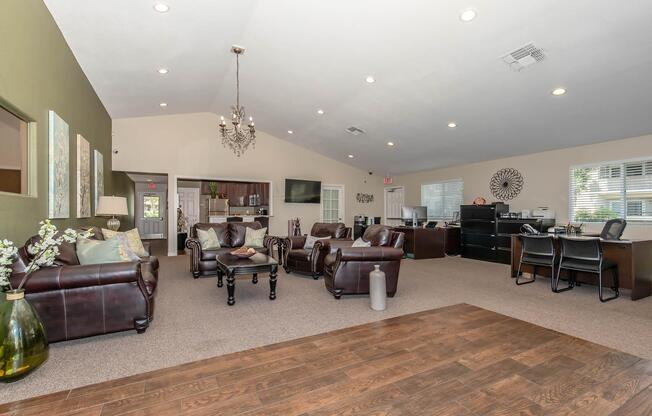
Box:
321, 184, 345, 223
177, 187, 200, 230
384, 186, 404, 226
136, 190, 167, 239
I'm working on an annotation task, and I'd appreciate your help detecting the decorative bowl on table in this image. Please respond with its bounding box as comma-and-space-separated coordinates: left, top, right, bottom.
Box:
230, 246, 257, 258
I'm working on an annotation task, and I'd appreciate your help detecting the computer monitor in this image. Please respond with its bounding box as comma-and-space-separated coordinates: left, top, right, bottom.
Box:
401, 206, 428, 226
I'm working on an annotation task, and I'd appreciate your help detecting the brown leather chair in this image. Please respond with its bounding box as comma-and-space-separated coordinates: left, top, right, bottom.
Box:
9, 228, 158, 343
283, 222, 352, 279
186, 221, 276, 278
322, 225, 404, 299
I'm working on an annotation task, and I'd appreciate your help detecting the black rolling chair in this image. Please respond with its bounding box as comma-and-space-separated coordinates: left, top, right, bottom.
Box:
516, 235, 557, 290
226, 217, 243, 222
600, 218, 626, 240
557, 236, 619, 302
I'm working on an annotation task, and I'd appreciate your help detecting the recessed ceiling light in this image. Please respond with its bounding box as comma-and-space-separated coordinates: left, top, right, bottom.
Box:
459, 8, 477, 22
448, 122, 457, 128
153, 3, 170, 13
365, 76, 375, 84
287, 130, 293, 134
159, 102, 168, 107
348, 154, 354, 159
387, 141, 395, 146
157, 68, 169, 74
551, 87, 567, 96
317, 109, 324, 115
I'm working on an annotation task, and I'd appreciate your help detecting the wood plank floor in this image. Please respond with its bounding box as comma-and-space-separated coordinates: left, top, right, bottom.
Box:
1, 303, 650, 416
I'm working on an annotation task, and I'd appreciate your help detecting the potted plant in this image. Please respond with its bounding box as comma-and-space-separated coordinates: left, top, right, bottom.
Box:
0, 220, 91, 382
208, 182, 218, 199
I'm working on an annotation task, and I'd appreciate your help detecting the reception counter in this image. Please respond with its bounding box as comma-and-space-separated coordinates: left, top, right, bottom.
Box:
510, 234, 652, 300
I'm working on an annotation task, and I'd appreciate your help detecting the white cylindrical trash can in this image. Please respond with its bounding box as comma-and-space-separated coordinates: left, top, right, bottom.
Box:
369, 264, 387, 311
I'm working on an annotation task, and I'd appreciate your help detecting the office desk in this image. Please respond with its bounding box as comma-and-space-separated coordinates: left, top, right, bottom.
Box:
510, 234, 652, 300
393, 226, 460, 259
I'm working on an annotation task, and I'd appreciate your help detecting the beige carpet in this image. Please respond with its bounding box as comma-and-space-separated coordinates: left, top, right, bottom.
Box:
1, 254, 651, 404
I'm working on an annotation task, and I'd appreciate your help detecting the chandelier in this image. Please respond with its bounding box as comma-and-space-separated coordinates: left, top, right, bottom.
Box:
219, 46, 256, 157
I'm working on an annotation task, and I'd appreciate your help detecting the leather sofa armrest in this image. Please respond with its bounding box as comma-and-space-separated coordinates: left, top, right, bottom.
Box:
18, 261, 141, 293
185, 237, 202, 276
337, 246, 404, 262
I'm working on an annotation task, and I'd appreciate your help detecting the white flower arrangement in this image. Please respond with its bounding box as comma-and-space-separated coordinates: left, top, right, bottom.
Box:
0, 220, 92, 291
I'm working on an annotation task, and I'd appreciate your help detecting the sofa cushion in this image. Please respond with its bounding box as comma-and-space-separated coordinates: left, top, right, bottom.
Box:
352, 237, 372, 247
194, 223, 230, 247
102, 228, 148, 257
288, 248, 312, 261
201, 247, 232, 261
244, 227, 267, 248
311, 223, 346, 238
231, 222, 263, 247
362, 225, 391, 247
197, 227, 220, 249
76, 237, 125, 265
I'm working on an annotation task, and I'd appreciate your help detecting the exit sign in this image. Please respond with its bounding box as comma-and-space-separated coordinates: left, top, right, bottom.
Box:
384, 177, 393, 185
147, 182, 157, 189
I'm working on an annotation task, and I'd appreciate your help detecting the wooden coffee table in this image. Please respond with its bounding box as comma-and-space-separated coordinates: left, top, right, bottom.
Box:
215, 252, 279, 306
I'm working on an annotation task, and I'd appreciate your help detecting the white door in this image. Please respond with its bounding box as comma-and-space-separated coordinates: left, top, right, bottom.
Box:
177, 187, 200, 231
384, 186, 404, 226
321, 185, 345, 223
136, 191, 167, 239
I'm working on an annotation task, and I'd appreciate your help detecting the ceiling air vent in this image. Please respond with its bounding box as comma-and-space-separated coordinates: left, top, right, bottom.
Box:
501, 42, 545, 71
345, 126, 365, 136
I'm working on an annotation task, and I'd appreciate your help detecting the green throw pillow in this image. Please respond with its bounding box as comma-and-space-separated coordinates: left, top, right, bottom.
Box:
76, 237, 125, 265
244, 227, 267, 248
197, 228, 220, 250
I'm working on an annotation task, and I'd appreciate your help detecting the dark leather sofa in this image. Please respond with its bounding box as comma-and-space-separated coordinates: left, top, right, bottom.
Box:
283, 222, 352, 279
322, 225, 404, 299
186, 221, 276, 277
9, 227, 158, 342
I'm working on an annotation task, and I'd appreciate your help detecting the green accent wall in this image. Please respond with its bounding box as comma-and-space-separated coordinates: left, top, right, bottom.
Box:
0, 0, 113, 244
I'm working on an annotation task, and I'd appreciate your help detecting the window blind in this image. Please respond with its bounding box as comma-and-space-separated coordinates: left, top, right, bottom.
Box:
570, 158, 652, 223
421, 180, 463, 220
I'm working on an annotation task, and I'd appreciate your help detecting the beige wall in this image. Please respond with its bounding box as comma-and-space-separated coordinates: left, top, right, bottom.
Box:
393, 134, 652, 239
112, 112, 384, 254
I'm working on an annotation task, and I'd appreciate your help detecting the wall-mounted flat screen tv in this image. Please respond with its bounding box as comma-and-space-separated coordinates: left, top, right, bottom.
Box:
285, 179, 321, 203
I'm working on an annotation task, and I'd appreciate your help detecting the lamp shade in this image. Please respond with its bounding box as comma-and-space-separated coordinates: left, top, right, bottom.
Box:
96, 196, 128, 216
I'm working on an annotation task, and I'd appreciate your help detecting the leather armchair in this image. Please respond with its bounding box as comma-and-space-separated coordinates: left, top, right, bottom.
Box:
9, 229, 158, 342
186, 221, 276, 278
322, 225, 405, 299
283, 222, 352, 279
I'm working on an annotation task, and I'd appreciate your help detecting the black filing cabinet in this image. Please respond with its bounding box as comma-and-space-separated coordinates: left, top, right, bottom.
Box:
460, 203, 509, 263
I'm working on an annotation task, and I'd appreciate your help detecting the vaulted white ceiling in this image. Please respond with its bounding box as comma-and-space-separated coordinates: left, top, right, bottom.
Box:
44, 0, 652, 174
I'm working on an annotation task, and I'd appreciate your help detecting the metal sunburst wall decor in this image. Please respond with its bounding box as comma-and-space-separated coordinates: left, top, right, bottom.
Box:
489, 168, 524, 200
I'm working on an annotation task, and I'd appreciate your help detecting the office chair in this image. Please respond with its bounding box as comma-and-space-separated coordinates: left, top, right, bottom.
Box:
226, 217, 243, 222
557, 236, 619, 302
516, 235, 557, 290
600, 218, 626, 240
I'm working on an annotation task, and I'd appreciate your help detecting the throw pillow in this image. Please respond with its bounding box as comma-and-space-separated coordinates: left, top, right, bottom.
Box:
304, 235, 330, 250
76, 237, 125, 265
351, 237, 372, 248
102, 228, 148, 257
113, 234, 141, 261
197, 228, 220, 250
244, 227, 267, 248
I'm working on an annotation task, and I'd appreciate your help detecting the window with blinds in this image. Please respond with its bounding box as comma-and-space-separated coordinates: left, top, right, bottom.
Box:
570, 158, 652, 223
421, 180, 463, 220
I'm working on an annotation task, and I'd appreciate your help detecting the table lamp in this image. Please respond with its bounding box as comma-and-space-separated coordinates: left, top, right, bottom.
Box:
96, 196, 128, 231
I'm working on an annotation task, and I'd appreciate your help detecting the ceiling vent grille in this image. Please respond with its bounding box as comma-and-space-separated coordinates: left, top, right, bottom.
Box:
501, 42, 545, 71
345, 126, 365, 136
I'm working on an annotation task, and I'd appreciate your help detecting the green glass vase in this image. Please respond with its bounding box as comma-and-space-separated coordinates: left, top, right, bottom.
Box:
0, 289, 49, 382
